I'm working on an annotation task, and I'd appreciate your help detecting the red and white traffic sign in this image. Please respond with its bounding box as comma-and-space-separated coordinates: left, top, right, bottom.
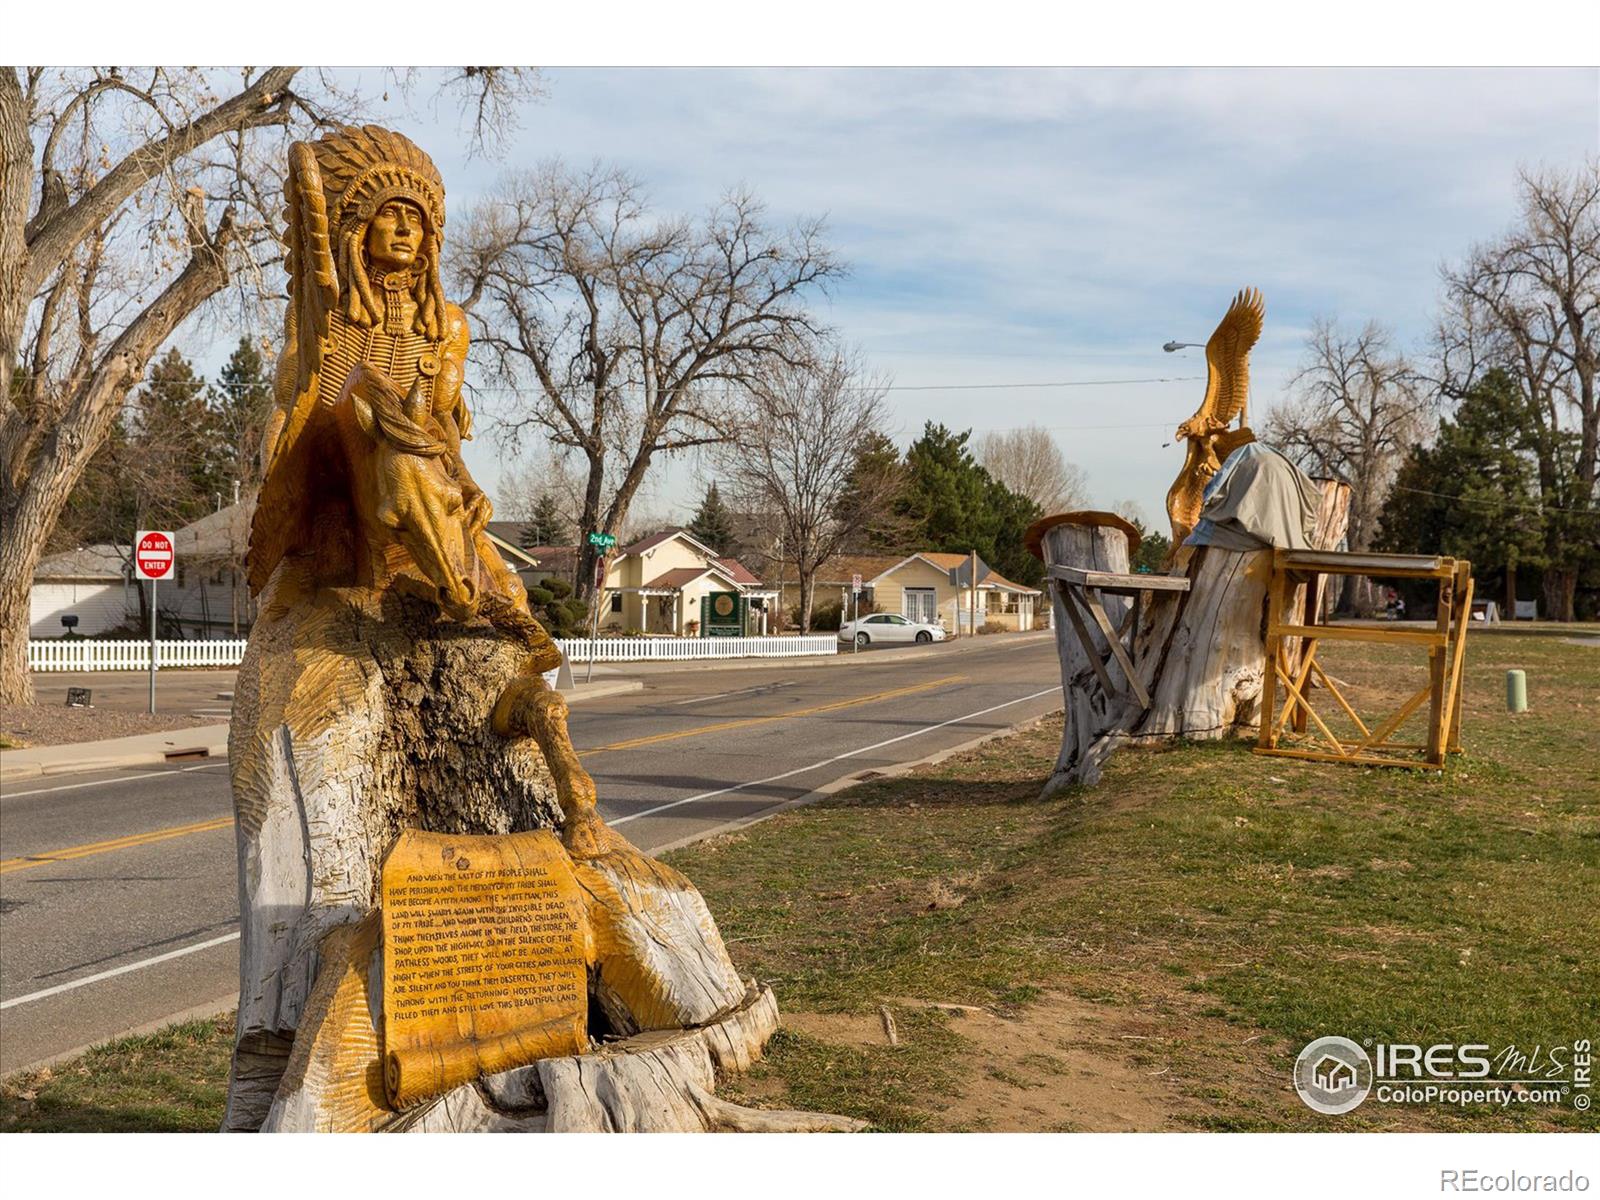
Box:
134, 530, 176, 581
851, 573, 863, 593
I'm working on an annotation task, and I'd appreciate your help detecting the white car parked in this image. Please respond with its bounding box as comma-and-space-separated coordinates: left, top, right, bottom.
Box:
838, 612, 947, 647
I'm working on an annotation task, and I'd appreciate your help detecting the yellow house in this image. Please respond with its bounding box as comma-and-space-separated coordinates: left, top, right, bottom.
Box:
773, 551, 1042, 632
599, 529, 776, 635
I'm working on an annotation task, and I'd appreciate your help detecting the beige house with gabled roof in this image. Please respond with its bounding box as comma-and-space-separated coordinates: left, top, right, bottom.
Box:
598, 528, 776, 635
771, 550, 1042, 633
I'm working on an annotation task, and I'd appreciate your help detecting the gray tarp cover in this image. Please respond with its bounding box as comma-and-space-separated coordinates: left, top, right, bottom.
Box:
1185, 443, 1324, 551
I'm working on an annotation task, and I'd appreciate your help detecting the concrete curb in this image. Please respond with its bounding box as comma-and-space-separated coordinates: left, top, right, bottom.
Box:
0, 681, 646, 785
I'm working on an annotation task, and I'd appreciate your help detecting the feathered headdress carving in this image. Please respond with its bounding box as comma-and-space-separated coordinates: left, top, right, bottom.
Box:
284, 125, 448, 393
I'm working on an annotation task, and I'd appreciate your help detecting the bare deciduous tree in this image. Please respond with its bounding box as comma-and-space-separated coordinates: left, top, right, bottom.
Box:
0, 67, 306, 703
715, 349, 894, 632
451, 162, 843, 600
1262, 318, 1431, 612
974, 425, 1088, 515
0, 66, 542, 703
1437, 162, 1599, 621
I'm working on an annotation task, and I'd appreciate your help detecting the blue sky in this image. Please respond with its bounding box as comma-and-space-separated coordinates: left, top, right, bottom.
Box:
310, 68, 1599, 527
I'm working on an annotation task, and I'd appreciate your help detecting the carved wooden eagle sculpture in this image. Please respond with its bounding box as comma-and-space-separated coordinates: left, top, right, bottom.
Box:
1164, 287, 1265, 557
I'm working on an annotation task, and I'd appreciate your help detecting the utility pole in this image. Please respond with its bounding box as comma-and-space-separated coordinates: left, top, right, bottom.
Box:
969, 548, 978, 639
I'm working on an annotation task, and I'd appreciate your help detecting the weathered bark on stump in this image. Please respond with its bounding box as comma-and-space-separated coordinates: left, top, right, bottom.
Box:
1039, 482, 1350, 795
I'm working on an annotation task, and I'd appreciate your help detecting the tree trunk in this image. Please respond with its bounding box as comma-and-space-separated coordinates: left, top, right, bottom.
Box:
226, 572, 846, 1133
1040, 484, 1350, 794
1541, 565, 1576, 623
798, 567, 816, 633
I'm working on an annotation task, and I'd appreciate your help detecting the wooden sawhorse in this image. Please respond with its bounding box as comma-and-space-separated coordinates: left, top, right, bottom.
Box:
1256, 549, 1473, 769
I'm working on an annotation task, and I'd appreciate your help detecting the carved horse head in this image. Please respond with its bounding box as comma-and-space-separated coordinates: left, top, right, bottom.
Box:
333, 362, 482, 621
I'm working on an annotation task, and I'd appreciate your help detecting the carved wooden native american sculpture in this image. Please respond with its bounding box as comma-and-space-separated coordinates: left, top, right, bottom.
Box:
224, 126, 856, 1133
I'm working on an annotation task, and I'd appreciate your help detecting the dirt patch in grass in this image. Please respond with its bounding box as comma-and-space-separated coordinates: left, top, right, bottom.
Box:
782, 1011, 895, 1049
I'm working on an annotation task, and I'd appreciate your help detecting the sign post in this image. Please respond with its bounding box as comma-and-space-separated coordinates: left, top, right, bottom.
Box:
585, 532, 617, 683
134, 530, 175, 713
850, 574, 862, 654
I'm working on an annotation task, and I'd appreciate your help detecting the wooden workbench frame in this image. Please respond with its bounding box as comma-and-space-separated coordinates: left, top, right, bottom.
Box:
1255, 549, 1473, 769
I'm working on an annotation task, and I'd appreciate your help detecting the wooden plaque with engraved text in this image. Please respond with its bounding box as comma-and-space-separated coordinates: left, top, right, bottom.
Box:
381, 829, 588, 1108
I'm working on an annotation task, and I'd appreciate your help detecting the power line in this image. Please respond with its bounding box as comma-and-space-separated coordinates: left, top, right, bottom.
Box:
1388, 483, 1598, 516
462, 374, 1204, 395
881, 375, 1203, 393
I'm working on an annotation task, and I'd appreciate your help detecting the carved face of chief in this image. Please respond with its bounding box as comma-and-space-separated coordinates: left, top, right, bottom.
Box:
366, 199, 424, 272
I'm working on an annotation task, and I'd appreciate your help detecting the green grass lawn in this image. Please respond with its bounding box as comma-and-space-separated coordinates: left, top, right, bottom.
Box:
4, 629, 1595, 1132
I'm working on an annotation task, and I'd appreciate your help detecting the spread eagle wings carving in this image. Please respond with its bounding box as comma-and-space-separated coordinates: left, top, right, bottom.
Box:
1195, 286, 1264, 429
1163, 288, 1266, 562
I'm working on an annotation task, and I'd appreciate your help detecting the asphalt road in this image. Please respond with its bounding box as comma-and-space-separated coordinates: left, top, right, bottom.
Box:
0, 633, 1061, 1074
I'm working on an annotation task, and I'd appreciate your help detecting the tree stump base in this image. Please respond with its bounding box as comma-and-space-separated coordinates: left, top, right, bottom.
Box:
227, 579, 859, 1133
1035, 488, 1348, 794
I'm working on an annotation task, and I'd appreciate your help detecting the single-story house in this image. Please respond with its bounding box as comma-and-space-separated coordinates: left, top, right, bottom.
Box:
769, 551, 1043, 632
600, 528, 776, 635
29, 544, 134, 637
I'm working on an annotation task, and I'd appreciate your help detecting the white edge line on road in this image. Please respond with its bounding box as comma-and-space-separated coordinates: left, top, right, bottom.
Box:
610, 684, 1062, 828
0, 931, 240, 1011
2, 760, 228, 800
0, 682, 1062, 1015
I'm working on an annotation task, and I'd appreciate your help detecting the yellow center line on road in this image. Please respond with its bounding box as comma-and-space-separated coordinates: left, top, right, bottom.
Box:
0, 815, 236, 875
579, 674, 969, 755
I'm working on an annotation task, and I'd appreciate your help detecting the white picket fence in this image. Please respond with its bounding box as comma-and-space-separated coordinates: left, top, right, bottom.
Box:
28, 634, 836, 672
28, 639, 251, 672
554, 635, 837, 662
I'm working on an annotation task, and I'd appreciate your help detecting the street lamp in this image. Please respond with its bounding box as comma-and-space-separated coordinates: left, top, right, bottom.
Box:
1162, 340, 1204, 353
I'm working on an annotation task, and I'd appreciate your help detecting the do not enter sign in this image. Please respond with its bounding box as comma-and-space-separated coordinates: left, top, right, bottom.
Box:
134, 530, 176, 581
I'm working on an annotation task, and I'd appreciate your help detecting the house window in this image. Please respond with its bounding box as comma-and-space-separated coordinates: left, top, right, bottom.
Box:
903, 588, 936, 624
609, 593, 622, 613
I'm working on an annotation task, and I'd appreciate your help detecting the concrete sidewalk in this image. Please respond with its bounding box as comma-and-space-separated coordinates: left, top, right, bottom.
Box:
1, 724, 231, 783
0, 678, 643, 785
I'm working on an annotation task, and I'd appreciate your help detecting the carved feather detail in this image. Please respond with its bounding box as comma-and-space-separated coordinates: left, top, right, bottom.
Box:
1198, 287, 1265, 429
287, 141, 338, 397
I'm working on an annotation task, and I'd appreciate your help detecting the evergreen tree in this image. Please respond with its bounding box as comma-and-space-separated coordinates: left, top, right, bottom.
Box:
135, 348, 226, 521
1377, 368, 1549, 609
895, 422, 1044, 585
687, 481, 736, 553
833, 430, 909, 553
520, 491, 570, 548
524, 574, 590, 637
213, 336, 275, 497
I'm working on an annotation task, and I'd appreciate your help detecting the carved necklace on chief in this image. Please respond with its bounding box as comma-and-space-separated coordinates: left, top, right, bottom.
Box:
323, 266, 443, 406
